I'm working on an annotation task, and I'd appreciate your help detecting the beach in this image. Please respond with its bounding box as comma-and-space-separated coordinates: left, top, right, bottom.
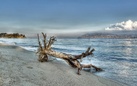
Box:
0, 43, 127, 86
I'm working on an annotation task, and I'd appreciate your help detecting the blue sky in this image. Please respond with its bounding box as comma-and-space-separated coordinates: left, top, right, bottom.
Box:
0, 0, 137, 34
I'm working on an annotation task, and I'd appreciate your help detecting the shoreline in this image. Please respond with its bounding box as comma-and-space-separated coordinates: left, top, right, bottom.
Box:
0, 44, 127, 86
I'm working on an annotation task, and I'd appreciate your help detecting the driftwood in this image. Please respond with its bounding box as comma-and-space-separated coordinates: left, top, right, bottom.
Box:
36, 33, 102, 75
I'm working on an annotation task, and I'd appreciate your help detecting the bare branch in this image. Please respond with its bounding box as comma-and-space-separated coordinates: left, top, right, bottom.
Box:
37, 34, 43, 51
81, 64, 102, 71
47, 36, 56, 50
73, 47, 95, 60
42, 32, 47, 49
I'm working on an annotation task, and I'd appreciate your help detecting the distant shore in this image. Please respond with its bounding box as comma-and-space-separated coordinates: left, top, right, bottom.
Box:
79, 31, 137, 39
0, 33, 26, 38
0, 44, 127, 86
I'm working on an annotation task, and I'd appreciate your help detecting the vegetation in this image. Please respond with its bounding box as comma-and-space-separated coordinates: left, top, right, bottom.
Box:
0, 33, 26, 38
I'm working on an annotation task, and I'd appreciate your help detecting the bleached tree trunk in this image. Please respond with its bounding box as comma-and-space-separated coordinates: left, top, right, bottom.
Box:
36, 33, 102, 75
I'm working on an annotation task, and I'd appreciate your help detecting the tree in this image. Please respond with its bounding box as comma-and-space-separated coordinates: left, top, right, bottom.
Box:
36, 33, 102, 75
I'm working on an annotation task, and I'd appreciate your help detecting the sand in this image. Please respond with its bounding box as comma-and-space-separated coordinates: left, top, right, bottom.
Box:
0, 44, 127, 86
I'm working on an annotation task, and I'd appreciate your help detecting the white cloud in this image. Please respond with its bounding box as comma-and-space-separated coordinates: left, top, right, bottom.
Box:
105, 20, 137, 30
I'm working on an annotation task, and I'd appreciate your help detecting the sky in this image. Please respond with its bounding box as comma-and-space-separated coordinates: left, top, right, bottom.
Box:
0, 0, 137, 35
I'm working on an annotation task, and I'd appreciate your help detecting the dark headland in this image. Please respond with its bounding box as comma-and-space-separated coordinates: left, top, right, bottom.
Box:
0, 33, 26, 38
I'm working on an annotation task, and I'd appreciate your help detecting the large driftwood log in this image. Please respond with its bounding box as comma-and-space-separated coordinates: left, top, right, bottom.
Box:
36, 33, 102, 75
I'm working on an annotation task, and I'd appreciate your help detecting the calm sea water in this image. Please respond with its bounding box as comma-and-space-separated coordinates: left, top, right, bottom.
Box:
0, 38, 137, 86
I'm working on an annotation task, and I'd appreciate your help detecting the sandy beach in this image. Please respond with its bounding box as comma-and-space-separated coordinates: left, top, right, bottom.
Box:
0, 44, 127, 86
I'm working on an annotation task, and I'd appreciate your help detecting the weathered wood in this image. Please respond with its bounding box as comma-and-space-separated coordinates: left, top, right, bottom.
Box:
36, 33, 102, 75
37, 34, 48, 62
42, 32, 47, 49
47, 36, 56, 50
37, 34, 43, 51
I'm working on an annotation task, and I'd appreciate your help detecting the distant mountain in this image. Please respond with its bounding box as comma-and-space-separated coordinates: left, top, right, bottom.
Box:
79, 31, 137, 39
0, 33, 26, 38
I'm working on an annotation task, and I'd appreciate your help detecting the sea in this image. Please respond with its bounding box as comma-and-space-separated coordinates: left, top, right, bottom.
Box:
0, 38, 137, 86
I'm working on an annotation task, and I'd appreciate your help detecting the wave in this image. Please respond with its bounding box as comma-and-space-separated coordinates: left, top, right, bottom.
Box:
53, 45, 88, 50
0, 40, 16, 45
20, 46, 37, 51
110, 57, 137, 62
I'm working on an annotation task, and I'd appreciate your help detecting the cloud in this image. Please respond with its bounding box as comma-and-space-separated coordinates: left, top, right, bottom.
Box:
105, 20, 137, 30
0, 20, 100, 35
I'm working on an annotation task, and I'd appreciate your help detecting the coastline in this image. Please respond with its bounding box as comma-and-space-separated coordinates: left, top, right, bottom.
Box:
0, 44, 127, 86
